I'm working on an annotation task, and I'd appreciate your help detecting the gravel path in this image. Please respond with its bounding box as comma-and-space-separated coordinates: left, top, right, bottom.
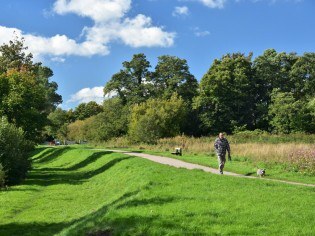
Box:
92, 149, 315, 187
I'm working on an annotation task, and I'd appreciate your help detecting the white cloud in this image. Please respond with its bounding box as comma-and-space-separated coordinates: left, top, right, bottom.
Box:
198, 0, 303, 8
0, 0, 175, 61
118, 15, 175, 47
53, 0, 131, 23
198, 0, 226, 8
68, 86, 104, 104
172, 6, 190, 16
193, 27, 210, 37
0, 26, 109, 61
51, 57, 66, 63
54, 0, 175, 49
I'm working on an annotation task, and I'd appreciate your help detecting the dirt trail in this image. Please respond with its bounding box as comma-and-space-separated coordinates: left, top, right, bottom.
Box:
92, 149, 315, 187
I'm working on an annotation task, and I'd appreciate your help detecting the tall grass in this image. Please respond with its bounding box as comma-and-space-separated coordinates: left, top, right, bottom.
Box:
100, 134, 315, 175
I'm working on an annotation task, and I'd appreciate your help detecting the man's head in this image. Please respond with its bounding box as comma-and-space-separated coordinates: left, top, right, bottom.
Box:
219, 132, 225, 139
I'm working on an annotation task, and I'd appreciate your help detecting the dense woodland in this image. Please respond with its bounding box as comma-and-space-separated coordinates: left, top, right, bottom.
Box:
1, 39, 315, 185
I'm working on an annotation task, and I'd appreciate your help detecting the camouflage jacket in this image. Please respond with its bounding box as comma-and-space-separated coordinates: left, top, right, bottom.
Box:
214, 138, 230, 156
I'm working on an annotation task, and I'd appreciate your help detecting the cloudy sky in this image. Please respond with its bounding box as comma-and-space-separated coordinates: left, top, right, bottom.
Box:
0, 0, 314, 108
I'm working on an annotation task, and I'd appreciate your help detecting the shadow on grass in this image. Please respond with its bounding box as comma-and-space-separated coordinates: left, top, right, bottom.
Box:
0, 222, 71, 236
115, 196, 175, 209
4, 187, 40, 192
129, 150, 144, 153
33, 147, 70, 164
0, 189, 143, 236
69, 195, 205, 235
61, 189, 178, 235
38, 151, 113, 172
245, 172, 256, 176
24, 155, 134, 186
29, 147, 53, 159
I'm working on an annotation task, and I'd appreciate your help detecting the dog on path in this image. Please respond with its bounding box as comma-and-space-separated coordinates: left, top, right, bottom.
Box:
257, 169, 266, 177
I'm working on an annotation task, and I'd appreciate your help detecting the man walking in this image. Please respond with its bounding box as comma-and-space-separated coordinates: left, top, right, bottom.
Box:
214, 133, 231, 174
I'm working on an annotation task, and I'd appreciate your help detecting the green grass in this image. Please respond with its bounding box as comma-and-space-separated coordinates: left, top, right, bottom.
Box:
0, 146, 314, 235
100, 147, 315, 185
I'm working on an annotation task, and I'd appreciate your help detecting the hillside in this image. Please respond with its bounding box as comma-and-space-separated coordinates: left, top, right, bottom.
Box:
0, 147, 314, 235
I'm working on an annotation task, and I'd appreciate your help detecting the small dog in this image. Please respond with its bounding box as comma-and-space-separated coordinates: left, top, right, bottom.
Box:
257, 169, 266, 177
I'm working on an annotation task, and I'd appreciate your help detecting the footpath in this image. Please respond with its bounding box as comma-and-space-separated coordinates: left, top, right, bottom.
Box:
91, 149, 315, 188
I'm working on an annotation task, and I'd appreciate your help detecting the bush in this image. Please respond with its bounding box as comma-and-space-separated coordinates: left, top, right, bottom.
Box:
67, 98, 129, 142
128, 94, 187, 144
0, 117, 34, 185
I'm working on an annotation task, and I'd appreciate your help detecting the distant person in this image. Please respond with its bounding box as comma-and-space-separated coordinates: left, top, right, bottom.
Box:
214, 132, 231, 174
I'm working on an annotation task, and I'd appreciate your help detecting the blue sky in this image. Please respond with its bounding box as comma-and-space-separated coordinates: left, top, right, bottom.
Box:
0, 0, 314, 109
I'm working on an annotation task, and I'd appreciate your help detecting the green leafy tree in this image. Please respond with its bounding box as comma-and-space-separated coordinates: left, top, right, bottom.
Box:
195, 53, 255, 134
32, 65, 62, 114
46, 108, 69, 139
46, 108, 71, 140
129, 94, 187, 143
104, 53, 153, 105
252, 49, 299, 129
0, 70, 48, 140
0, 39, 62, 141
74, 101, 103, 120
67, 119, 88, 142
153, 55, 198, 102
269, 90, 311, 133
87, 98, 129, 141
0, 37, 33, 73
153, 55, 200, 135
67, 98, 129, 142
290, 53, 315, 99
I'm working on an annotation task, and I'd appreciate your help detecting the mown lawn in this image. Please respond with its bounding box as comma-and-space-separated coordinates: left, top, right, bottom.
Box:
0, 146, 314, 235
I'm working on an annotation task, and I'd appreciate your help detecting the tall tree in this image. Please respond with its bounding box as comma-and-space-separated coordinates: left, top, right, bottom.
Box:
74, 101, 103, 120
290, 53, 315, 100
269, 90, 312, 133
195, 53, 255, 134
153, 55, 199, 135
104, 53, 153, 105
0, 38, 62, 141
46, 108, 69, 138
0, 37, 33, 73
153, 55, 198, 102
252, 49, 299, 129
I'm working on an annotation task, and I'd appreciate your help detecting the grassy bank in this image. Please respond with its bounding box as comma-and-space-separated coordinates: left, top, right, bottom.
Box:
0, 146, 314, 235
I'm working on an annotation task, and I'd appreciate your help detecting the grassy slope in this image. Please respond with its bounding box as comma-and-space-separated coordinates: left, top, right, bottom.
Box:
0, 147, 314, 236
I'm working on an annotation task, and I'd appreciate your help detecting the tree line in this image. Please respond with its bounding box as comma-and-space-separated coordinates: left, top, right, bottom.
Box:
58, 50, 315, 144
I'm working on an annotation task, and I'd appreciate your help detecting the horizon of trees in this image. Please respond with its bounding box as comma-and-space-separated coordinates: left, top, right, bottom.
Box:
2, 41, 313, 144
63, 50, 315, 144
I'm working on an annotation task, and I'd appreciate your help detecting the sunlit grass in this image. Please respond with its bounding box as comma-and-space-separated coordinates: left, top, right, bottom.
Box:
0, 146, 314, 235
100, 135, 315, 178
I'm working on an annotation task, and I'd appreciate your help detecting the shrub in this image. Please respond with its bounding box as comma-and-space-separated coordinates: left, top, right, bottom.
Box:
128, 94, 187, 144
0, 117, 34, 185
67, 98, 129, 142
